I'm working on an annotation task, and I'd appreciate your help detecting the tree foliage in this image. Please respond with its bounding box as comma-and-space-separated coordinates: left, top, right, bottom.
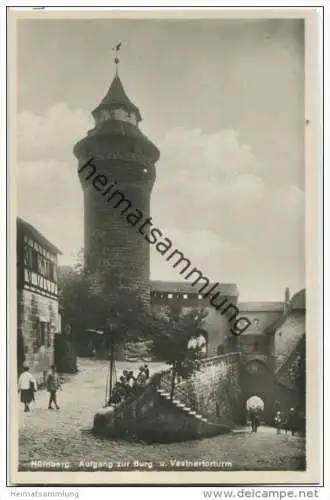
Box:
59, 250, 209, 384
59, 253, 155, 354
58, 261, 91, 354
148, 303, 208, 398
84, 271, 154, 349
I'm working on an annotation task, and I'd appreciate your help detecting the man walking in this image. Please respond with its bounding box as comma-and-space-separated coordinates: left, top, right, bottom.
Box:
46, 365, 62, 410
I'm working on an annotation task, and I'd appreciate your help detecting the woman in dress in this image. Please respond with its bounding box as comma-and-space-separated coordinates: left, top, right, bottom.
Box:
18, 364, 37, 412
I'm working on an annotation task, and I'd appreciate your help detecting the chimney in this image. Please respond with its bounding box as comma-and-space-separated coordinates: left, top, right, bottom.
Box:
284, 287, 290, 315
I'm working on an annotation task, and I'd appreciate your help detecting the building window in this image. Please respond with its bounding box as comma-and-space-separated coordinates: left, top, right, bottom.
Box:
31, 248, 38, 272
198, 294, 203, 300
32, 341, 39, 354
25, 246, 32, 268
50, 262, 57, 282
40, 322, 51, 347
34, 318, 41, 351
168, 294, 173, 299
33, 253, 57, 282
253, 341, 260, 352
34, 319, 51, 350
183, 294, 188, 299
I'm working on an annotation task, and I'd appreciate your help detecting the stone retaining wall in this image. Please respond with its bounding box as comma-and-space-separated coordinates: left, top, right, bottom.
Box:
93, 353, 241, 442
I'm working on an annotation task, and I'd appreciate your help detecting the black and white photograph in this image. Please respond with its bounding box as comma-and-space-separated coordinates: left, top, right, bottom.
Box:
8, 8, 322, 485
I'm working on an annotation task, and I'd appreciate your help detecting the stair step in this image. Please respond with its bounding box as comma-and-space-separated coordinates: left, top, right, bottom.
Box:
158, 389, 208, 422
158, 391, 171, 398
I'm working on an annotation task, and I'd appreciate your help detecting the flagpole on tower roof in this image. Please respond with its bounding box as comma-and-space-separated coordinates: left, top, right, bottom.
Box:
112, 41, 122, 76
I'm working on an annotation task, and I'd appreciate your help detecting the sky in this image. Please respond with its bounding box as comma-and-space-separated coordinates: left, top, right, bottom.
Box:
16, 17, 305, 301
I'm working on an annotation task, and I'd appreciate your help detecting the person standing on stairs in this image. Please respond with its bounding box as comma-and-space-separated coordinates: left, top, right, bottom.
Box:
144, 364, 150, 380
137, 366, 147, 386
127, 371, 136, 391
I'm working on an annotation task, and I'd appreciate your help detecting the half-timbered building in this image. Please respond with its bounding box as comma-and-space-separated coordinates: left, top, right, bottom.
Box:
17, 217, 61, 384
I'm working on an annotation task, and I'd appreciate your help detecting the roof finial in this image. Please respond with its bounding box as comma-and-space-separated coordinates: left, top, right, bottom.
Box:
112, 41, 122, 76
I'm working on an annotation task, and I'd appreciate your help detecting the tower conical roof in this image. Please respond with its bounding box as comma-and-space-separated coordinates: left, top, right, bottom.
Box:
92, 74, 142, 122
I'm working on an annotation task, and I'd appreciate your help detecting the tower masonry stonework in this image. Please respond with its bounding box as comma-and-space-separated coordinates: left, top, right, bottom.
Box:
74, 73, 160, 302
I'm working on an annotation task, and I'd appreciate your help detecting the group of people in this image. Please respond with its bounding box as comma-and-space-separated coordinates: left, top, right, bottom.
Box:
274, 408, 298, 435
108, 364, 150, 406
18, 362, 62, 412
248, 406, 299, 435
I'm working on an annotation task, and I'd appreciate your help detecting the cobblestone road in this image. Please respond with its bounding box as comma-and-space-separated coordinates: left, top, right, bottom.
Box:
19, 359, 305, 472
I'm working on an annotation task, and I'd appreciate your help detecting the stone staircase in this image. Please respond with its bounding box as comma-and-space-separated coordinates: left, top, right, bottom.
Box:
94, 357, 238, 441
156, 386, 209, 423
155, 372, 232, 436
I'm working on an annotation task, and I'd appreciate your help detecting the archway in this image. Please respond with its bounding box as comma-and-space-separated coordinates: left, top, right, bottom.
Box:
237, 357, 276, 425
246, 395, 265, 413
187, 332, 208, 356
245, 395, 265, 430
187, 329, 208, 357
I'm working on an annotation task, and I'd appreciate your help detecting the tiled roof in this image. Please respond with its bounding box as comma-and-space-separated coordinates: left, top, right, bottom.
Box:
275, 335, 305, 389
92, 75, 142, 122
264, 288, 306, 334
274, 313, 305, 371
291, 289, 305, 310
150, 280, 238, 296
17, 217, 62, 255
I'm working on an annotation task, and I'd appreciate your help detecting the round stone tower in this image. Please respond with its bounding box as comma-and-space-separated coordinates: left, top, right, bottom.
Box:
73, 63, 159, 303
